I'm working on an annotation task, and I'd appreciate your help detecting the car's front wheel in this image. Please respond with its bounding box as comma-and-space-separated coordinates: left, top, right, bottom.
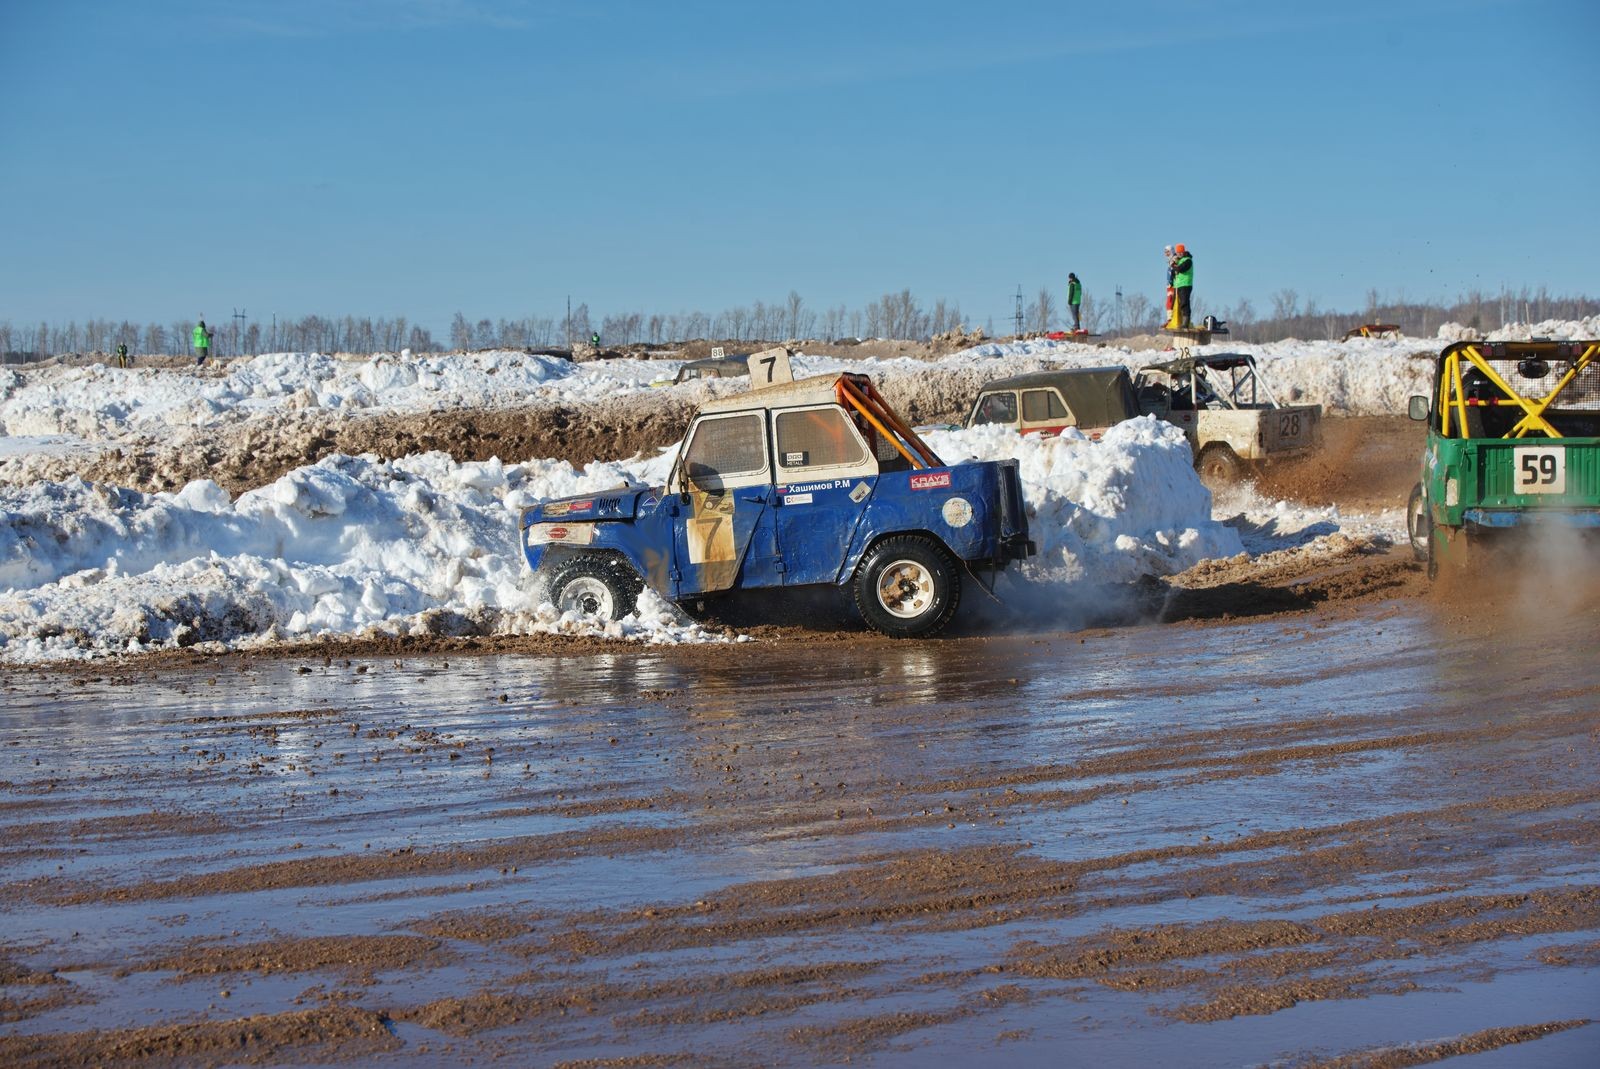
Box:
547, 554, 644, 622
852, 536, 961, 638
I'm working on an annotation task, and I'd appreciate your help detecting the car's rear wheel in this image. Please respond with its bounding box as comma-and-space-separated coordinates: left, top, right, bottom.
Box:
1407, 483, 1430, 563
1196, 443, 1243, 487
853, 536, 961, 638
1428, 526, 1469, 581
547, 554, 643, 622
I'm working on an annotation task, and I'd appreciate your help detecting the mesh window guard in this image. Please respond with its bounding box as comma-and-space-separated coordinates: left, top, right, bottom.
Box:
775, 408, 867, 468
684, 414, 766, 482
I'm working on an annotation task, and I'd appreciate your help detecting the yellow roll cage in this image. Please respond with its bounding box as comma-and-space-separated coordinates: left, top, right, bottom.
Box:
1438, 342, 1599, 439
835, 374, 944, 470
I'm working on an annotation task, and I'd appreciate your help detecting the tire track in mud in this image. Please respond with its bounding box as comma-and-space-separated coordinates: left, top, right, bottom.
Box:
0, 1007, 400, 1068
1290, 1018, 1594, 1068
3, 616, 1598, 1065
33, 823, 692, 906
15, 703, 1593, 911
465, 791, 1600, 965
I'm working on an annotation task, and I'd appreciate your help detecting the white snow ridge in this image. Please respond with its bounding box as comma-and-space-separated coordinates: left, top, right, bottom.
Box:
0, 425, 1234, 660
24, 319, 1587, 659
0, 453, 726, 661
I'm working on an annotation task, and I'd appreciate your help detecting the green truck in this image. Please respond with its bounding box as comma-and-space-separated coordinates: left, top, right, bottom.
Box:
1407, 339, 1600, 576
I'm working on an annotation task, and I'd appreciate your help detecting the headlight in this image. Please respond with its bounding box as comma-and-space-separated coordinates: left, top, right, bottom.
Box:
1445, 477, 1460, 507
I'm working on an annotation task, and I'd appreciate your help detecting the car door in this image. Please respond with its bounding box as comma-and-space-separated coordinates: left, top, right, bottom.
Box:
671, 411, 779, 596
769, 405, 879, 585
1020, 387, 1073, 437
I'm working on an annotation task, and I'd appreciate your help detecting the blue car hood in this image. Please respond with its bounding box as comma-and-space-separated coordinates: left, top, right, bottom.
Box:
522, 487, 656, 525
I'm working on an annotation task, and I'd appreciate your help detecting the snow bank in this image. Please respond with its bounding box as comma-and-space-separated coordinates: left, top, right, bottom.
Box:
928, 418, 1241, 586
1209, 480, 1403, 556
0, 422, 1232, 660
0, 451, 720, 661
0, 349, 678, 440
910, 336, 1435, 417
6, 320, 1595, 449
1486, 315, 1600, 341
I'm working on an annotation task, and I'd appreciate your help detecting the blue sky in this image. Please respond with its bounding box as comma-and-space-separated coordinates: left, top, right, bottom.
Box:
2, 0, 1595, 334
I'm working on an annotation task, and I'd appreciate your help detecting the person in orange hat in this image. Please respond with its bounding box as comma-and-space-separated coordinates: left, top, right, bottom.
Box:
1171, 244, 1194, 329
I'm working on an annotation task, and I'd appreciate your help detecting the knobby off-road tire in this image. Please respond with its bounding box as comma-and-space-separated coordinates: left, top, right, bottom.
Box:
852, 535, 961, 639
547, 554, 644, 622
1407, 483, 1430, 563
1196, 443, 1244, 487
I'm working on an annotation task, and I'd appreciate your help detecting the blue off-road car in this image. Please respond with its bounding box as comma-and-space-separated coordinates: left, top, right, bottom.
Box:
520, 348, 1035, 637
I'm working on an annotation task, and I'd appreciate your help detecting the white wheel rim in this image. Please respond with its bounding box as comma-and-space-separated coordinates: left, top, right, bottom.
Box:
876, 559, 935, 619
558, 576, 614, 619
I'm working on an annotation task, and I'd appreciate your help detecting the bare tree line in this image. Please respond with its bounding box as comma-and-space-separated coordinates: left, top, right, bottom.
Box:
0, 315, 438, 361
1016, 284, 1594, 344
573, 290, 966, 348
0, 289, 969, 361
3, 285, 1592, 361
1216, 286, 1597, 344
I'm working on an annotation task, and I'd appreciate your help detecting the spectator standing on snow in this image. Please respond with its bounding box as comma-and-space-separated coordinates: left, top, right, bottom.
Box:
193, 318, 212, 365
1067, 273, 1083, 331
590, 331, 600, 352
115, 342, 129, 368
1171, 244, 1195, 329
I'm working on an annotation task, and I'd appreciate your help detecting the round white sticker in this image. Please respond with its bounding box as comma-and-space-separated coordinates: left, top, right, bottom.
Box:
942, 496, 973, 528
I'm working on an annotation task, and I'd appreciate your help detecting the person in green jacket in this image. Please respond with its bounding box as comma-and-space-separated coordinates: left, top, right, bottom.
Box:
116, 342, 129, 368
193, 318, 212, 365
1171, 245, 1195, 329
1067, 273, 1083, 331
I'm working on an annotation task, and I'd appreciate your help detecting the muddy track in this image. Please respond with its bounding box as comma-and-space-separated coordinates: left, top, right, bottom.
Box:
3, 590, 1597, 1065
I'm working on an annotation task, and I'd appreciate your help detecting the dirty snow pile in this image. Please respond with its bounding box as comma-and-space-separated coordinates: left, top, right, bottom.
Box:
921, 316, 1596, 417
921, 336, 1435, 417
1208, 481, 1403, 556
5, 316, 1596, 450
0, 420, 1230, 660
0, 349, 676, 441
926, 417, 1240, 587
1483, 315, 1600, 341
0, 449, 723, 662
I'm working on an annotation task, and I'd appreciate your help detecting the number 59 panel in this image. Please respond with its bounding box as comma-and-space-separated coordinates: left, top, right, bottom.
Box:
1513, 446, 1566, 495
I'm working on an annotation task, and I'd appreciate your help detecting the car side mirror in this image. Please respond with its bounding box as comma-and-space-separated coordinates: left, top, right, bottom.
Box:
1407, 395, 1429, 422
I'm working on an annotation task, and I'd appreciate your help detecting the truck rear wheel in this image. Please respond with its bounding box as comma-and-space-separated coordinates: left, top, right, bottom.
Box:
1406, 484, 1430, 563
1196, 443, 1243, 487
853, 536, 961, 638
1428, 526, 1469, 582
547, 554, 643, 622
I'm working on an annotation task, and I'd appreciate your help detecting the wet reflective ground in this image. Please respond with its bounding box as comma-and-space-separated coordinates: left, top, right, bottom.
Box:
2, 597, 1598, 1066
